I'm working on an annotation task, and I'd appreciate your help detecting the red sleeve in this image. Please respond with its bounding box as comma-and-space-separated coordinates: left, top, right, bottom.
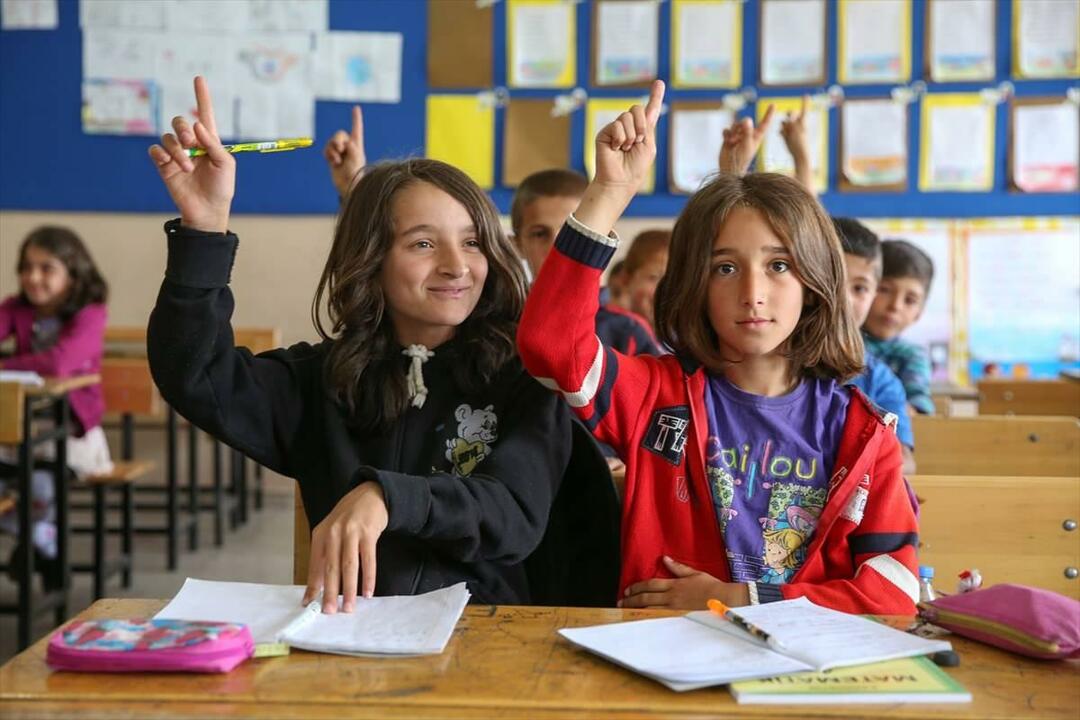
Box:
517, 216, 659, 458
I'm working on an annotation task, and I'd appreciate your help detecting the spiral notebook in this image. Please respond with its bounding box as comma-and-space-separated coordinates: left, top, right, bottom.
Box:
559, 597, 953, 692
156, 577, 470, 657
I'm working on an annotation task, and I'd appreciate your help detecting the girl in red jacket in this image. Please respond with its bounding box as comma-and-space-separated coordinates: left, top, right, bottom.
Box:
518, 81, 919, 615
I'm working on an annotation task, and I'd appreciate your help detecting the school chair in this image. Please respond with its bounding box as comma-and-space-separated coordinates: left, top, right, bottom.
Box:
70, 356, 196, 573
912, 474, 1079, 599
912, 415, 1080, 477
68, 358, 158, 598
292, 421, 622, 607
977, 378, 1080, 417
0, 378, 87, 650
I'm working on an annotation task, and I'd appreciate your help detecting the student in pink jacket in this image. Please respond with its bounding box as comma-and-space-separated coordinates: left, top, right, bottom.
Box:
0, 226, 112, 590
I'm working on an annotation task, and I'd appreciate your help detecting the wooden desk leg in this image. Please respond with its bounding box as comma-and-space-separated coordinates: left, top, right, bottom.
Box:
53, 397, 70, 626
229, 449, 244, 529
212, 440, 224, 547
166, 406, 179, 571
186, 423, 199, 552
16, 406, 33, 651
238, 455, 249, 525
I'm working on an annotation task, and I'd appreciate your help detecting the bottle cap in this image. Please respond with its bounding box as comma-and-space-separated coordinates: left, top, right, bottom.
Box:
919, 565, 935, 579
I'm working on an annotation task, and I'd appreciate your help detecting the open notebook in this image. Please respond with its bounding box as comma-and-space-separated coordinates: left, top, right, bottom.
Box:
559, 597, 953, 692
155, 578, 470, 656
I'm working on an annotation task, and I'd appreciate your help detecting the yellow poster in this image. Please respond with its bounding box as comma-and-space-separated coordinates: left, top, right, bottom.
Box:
507, 0, 577, 88
918, 93, 995, 192
584, 98, 655, 194
838, 0, 912, 84
425, 95, 495, 189
756, 96, 829, 192
670, 0, 742, 88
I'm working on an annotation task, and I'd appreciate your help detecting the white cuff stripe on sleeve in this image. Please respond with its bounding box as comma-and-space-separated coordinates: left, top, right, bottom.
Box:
859, 554, 919, 604
567, 213, 620, 248
533, 338, 605, 409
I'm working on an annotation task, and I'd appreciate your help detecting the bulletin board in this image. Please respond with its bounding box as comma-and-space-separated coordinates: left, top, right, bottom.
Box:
0, 0, 1078, 219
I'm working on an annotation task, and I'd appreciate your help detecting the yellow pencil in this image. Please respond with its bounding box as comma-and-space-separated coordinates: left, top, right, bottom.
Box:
187, 137, 313, 158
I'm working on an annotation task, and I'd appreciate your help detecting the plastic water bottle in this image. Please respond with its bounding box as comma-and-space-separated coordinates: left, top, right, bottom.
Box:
918, 565, 936, 603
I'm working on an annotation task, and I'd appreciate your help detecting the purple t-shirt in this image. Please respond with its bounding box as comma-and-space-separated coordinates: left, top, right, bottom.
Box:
703, 374, 850, 585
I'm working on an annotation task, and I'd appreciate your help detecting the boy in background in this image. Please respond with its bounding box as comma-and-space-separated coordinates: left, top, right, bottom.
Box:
833, 218, 917, 474
511, 169, 660, 357
614, 229, 670, 332
863, 240, 936, 416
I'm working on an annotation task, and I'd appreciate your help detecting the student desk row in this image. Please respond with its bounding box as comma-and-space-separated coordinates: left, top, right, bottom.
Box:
1, 598, 1077, 719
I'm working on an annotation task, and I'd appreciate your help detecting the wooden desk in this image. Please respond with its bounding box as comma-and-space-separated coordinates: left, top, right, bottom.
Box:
0, 375, 99, 650
2, 599, 1077, 719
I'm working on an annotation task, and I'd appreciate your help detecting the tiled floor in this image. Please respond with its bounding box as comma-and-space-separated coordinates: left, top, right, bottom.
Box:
0, 426, 295, 664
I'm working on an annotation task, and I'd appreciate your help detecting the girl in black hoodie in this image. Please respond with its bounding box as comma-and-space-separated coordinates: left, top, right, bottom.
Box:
146, 77, 570, 612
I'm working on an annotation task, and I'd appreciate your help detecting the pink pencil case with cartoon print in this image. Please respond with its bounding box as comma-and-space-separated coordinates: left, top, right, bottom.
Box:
46, 618, 254, 673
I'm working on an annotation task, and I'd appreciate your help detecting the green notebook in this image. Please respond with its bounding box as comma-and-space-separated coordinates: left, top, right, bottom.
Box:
729, 656, 971, 704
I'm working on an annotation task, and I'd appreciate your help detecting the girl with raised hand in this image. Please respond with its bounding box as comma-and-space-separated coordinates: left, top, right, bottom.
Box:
518, 81, 919, 615
146, 77, 570, 613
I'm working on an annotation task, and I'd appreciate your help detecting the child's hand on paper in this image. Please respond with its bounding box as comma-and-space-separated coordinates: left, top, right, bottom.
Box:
324, 105, 367, 197
303, 480, 389, 614
575, 80, 665, 235
618, 556, 750, 610
147, 76, 235, 233
718, 105, 774, 177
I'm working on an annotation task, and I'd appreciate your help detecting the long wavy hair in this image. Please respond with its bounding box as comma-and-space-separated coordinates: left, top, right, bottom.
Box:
654, 172, 864, 382
17, 226, 108, 320
313, 158, 527, 430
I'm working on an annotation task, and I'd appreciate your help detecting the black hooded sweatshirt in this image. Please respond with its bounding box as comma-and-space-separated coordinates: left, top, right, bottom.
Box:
147, 221, 571, 604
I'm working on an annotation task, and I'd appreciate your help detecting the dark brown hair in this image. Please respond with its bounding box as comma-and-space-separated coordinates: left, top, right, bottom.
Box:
509, 168, 588, 236
654, 173, 864, 381
881, 239, 934, 295
623, 229, 671, 276
313, 158, 527, 430
17, 226, 108, 319
832, 216, 881, 278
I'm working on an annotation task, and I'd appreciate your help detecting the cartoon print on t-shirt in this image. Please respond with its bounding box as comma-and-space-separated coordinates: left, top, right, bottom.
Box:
445, 403, 498, 476
758, 484, 826, 584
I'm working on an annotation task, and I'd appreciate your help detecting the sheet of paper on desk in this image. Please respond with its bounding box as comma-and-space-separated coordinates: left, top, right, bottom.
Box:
156, 577, 470, 656
0, 370, 44, 386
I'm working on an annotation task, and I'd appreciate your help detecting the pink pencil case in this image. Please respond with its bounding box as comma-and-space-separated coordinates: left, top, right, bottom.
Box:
47, 618, 254, 673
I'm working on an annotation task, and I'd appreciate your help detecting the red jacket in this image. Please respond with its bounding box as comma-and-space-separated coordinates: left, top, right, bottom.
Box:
518, 218, 919, 614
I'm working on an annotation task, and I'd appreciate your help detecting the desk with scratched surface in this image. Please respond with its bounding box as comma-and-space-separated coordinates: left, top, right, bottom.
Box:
1, 599, 1078, 719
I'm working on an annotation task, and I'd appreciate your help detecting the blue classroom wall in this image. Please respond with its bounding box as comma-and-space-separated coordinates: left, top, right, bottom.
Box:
0, 0, 1077, 217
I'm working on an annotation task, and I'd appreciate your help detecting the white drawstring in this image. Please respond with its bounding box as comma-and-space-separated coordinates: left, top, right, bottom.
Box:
402, 344, 435, 408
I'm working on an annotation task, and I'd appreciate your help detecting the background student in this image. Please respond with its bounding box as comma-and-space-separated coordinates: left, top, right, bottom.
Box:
863, 240, 936, 415
609, 229, 670, 335
832, 218, 917, 474
510, 168, 660, 357
146, 77, 570, 613
0, 226, 113, 589
519, 81, 919, 615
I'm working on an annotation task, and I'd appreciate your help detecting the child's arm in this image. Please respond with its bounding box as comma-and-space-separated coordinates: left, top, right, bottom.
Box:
145, 77, 305, 476
518, 81, 666, 457
780, 95, 815, 194
901, 346, 935, 415
717, 105, 774, 176
777, 433, 920, 615
0, 304, 105, 376
0, 296, 18, 344
323, 105, 366, 199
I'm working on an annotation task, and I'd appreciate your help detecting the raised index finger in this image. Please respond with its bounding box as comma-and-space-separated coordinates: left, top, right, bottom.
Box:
193, 76, 218, 137
350, 105, 364, 143
644, 79, 665, 128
